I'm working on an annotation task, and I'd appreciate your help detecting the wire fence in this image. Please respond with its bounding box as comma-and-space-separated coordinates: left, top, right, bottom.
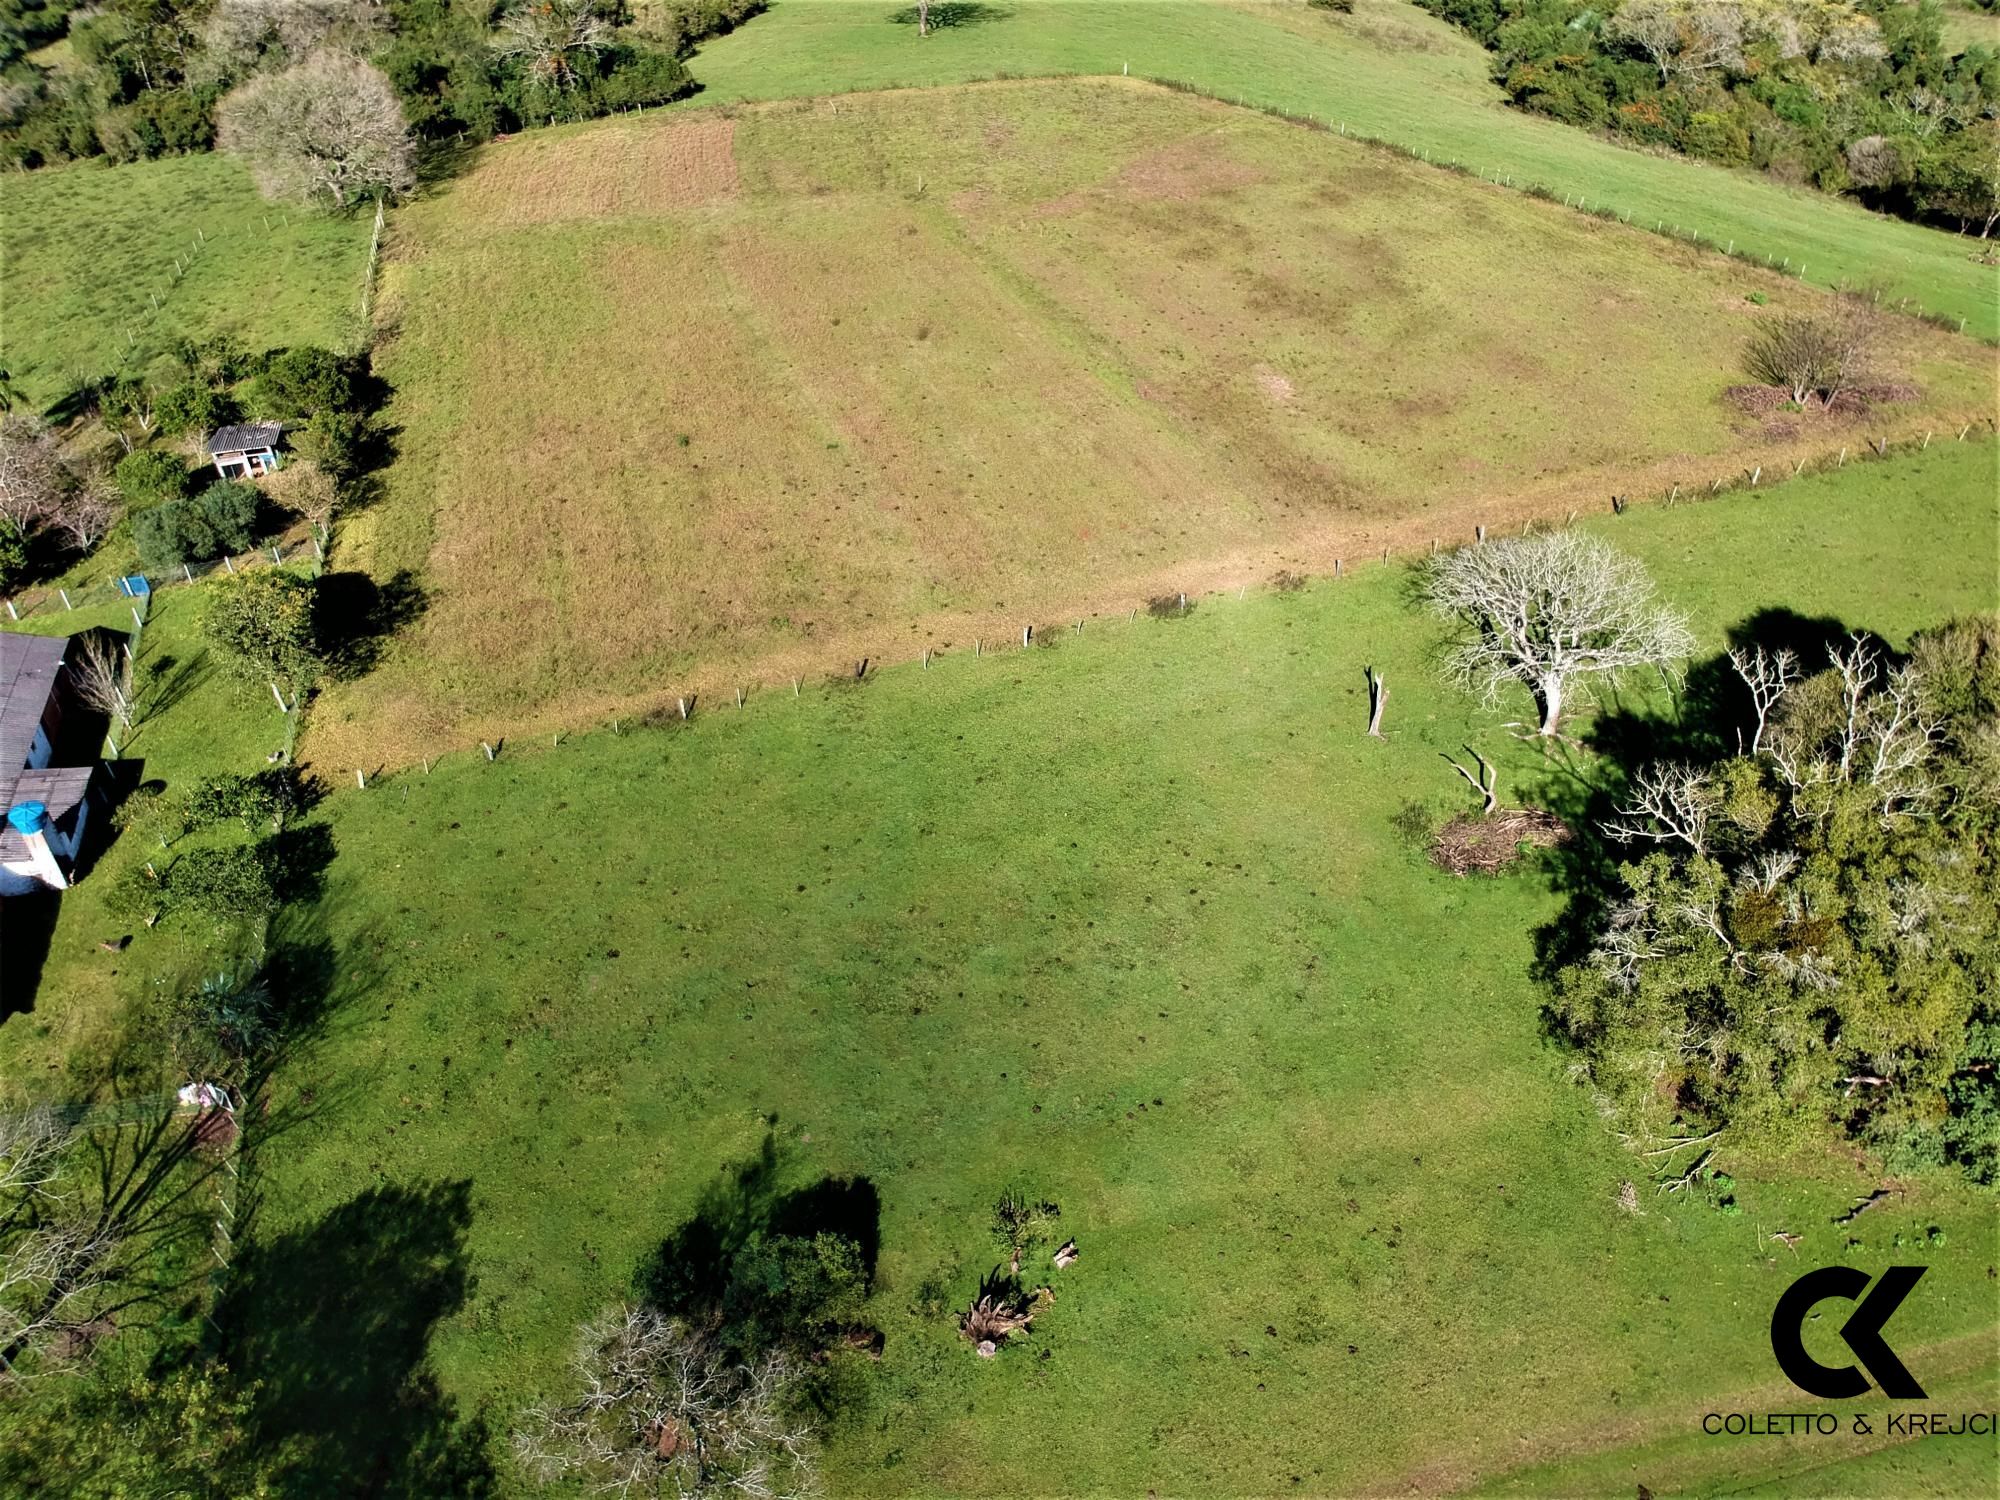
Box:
1129, 71, 1998, 343
3, 523, 325, 626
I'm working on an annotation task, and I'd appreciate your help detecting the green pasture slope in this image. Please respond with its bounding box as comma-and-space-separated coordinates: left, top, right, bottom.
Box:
686, 0, 2000, 339
63, 443, 1975, 1496
0, 152, 373, 406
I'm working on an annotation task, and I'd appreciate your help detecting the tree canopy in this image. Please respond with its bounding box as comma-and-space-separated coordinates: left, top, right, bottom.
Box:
1549, 615, 2000, 1182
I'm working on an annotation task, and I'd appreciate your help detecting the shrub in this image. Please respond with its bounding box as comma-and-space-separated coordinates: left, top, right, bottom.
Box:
1743, 302, 1876, 405
721, 1232, 870, 1355
0, 519, 26, 592
153, 380, 236, 439
1682, 111, 1752, 168
131, 482, 260, 569
193, 481, 260, 553
132, 504, 197, 571
114, 450, 194, 507
252, 347, 352, 420
294, 409, 366, 481
165, 970, 279, 1074
164, 846, 278, 924
182, 771, 299, 833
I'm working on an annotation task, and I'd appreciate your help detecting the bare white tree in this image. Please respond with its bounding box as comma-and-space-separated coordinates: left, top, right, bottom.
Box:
45, 478, 119, 555
493, 0, 614, 88
1728, 643, 1800, 754
1765, 636, 1947, 819
217, 50, 416, 207
1442, 744, 1498, 816
1602, 762, 1719, 856
513, 1306, 820, 1500
260, 457, 341, 534
1606, 0, 1747, 87
67, 634, 134, 731
1421, 532, 1694, 737
200, 0, 386, 73
0, 1221, 124, 1381
0, 414, 73, 532
0, 1109, 124, 1384
0, 1109, 70, 1203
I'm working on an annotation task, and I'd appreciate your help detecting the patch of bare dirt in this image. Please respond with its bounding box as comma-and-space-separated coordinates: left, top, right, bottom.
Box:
1724, 382, 1922, 440
1431, 809, 1571, 876
1254, 364, 1295, 401
454, 117, 739, 227
1034, 133, 1263, 219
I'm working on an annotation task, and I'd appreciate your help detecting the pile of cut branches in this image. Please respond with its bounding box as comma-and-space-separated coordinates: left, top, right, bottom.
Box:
1430, 808, 1570, 876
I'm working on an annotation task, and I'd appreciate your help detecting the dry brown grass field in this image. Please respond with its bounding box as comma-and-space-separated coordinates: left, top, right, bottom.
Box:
311, 78, 1994, 767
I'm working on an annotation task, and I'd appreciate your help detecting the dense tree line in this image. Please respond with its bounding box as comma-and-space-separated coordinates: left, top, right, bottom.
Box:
1412, 0, 2000, 234
1550, 615, 2000, 1183
0, 0, 766, 175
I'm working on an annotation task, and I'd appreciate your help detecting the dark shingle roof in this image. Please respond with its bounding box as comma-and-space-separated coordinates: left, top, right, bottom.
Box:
0, 633, 66, 775
208, 423, 283, 456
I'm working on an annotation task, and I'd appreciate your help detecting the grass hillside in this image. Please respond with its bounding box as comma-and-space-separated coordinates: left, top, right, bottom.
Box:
153, 445, 1998, 1495
684, 0, 2000, 339
312, 79, 1992, 767
0, 152, 373, 406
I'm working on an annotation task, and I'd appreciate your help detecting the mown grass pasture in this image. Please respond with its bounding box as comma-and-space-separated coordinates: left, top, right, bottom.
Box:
31, 445, 1968, 1496
681, 0, 2000, 339
0, 152, 374, 407
315, 79, 1993, 767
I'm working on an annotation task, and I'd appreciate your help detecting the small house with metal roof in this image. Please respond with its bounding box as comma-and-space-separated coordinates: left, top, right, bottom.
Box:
207, 423, 284, 481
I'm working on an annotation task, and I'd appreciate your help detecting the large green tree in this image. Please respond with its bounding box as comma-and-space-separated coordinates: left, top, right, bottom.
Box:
201, 567, 324, 696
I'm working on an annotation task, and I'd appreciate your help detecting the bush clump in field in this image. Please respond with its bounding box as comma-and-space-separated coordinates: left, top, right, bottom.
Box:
1741, 297, 1877, 408
1147, 592, 1197, 620
114, 450, 197, 508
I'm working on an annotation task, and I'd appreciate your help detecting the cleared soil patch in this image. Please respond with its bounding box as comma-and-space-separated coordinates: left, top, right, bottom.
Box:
313, 80, 1994, 767
435, 117, 740, 229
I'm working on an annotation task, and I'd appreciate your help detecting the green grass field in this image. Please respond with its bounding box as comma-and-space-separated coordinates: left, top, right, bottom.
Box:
13, 446, 1991, 1494
311, 78, 1993, 769
680, 0, 2000, 339
0, 151, 374, 407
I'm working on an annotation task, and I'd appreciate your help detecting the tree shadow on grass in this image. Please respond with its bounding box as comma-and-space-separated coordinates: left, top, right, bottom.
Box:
220, 1179, 493, 1497
314, 569, 429, 679
0, 891, 60, 1021
888, 2, 1013, 27
633, 1131, 881, 1344
1524, 606, 1870, 990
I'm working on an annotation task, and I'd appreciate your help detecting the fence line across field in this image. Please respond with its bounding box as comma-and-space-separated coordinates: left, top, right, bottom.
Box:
343, 422, 1991, 787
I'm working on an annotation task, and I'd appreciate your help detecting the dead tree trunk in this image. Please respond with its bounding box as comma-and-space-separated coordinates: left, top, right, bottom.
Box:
1365, 667, 1386, 737
1443, 745, 1498, 816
